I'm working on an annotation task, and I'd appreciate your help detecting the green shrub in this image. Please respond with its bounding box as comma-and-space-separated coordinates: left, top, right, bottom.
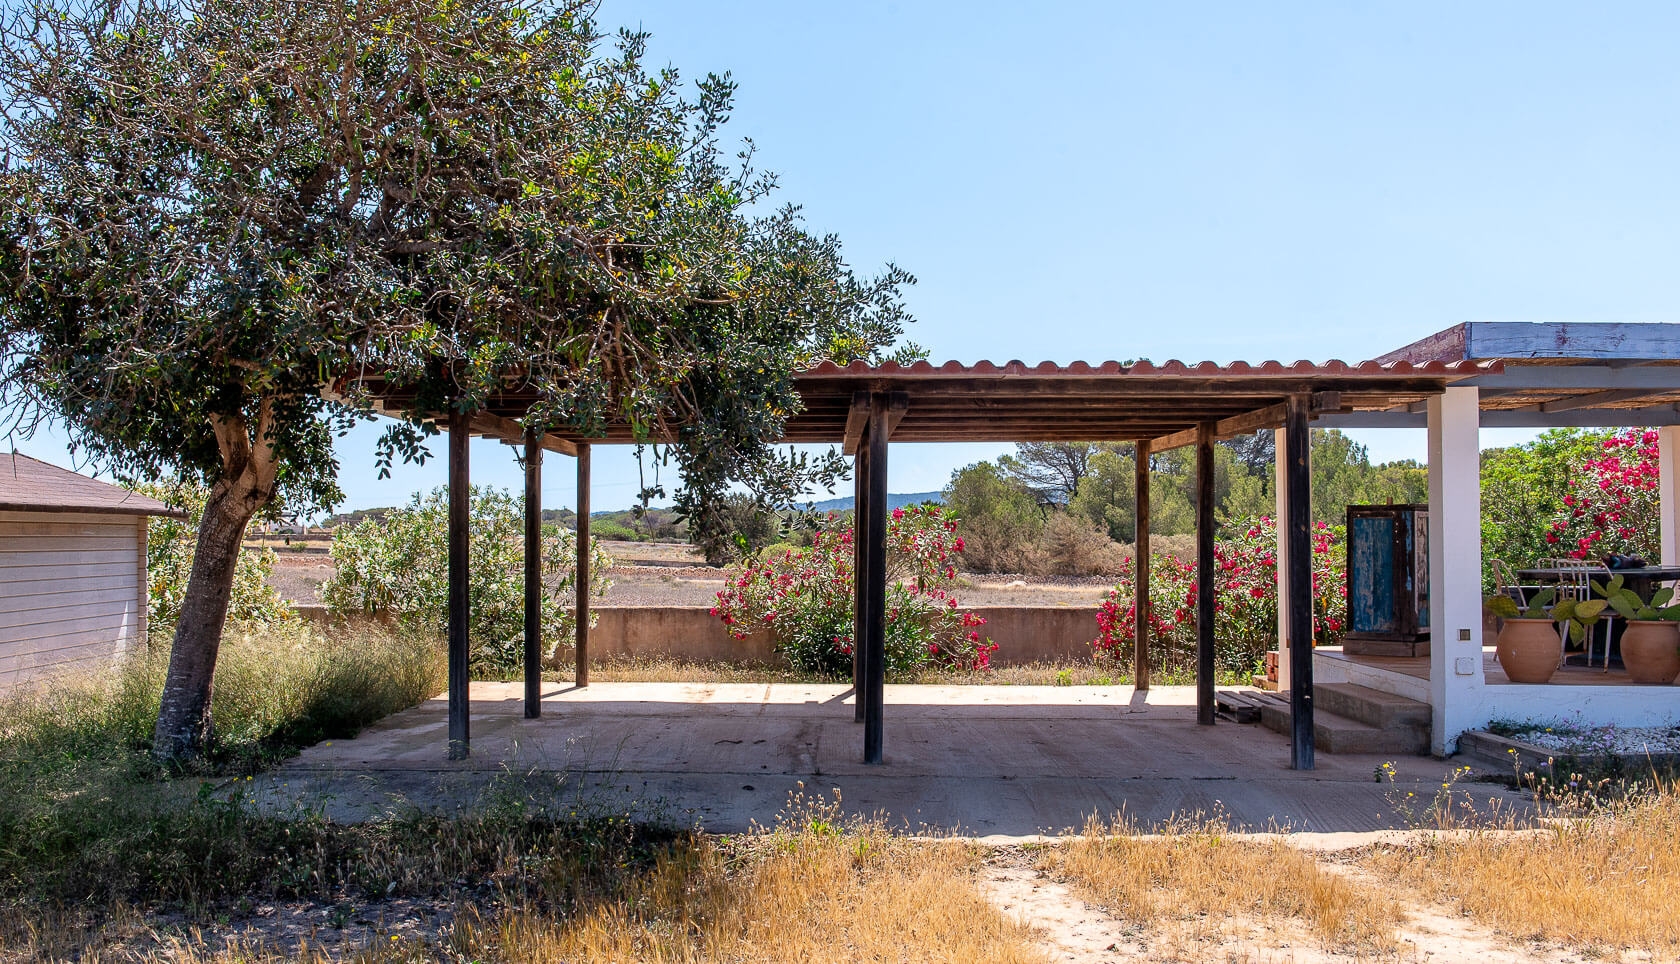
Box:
711, 506, 995, 677
590, 517, 643, 541
133, 479, 295, 630
321, 485, 612, 677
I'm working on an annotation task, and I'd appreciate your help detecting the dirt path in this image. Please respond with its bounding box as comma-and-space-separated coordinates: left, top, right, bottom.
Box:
976, 846, 1628, 964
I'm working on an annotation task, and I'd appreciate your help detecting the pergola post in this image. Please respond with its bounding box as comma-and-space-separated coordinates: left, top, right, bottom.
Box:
1660, 426, 1680, 566
575, 442, 591, 688
1283, 395, 1314, 770
1195, 422, 1216, 725
1133, 438, 1152, 691
522, 428, 543, 720
863, 394, 889, 764
852, 434, 871, 723
1273, 426, 1292, 693
1427, 385, 1484, 755
447, 408, 471, 760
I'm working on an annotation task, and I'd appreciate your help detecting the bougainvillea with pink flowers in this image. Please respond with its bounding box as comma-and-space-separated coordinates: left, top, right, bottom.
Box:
711, 505, 995, 677
1091, 517, 1347, 678
1544, 429, 1661, 562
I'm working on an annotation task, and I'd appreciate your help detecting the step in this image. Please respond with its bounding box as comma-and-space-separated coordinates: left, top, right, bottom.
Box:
1314, 682, 1431, 730
1258, 696, 1429, 756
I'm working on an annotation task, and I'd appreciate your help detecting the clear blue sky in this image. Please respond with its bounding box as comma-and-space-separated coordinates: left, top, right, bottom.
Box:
11, 1, 1680, 515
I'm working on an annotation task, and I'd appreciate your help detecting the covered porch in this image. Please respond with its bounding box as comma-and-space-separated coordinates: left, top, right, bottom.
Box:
340, 356, 1491, 771
1308, 322, 1680, 751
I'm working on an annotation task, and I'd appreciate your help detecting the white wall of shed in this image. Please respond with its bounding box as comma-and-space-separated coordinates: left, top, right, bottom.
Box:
0, 509, 146, 689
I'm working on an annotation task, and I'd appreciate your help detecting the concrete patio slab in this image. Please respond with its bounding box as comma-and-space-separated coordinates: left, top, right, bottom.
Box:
252, 682, 1528, 836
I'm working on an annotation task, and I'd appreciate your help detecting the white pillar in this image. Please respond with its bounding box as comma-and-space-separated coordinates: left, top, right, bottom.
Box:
1274, 426, 1292, 692
1659, 426, 1680, 567
1427, 386, 1484, 756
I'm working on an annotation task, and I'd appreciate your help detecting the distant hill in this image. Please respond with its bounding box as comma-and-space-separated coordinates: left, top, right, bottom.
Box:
804, 491, 945, 513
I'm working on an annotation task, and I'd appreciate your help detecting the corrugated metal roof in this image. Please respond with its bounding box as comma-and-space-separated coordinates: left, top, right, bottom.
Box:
0, 453, 184, 517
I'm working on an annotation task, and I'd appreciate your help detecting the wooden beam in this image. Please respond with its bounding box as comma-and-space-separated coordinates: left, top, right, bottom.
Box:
1134, 438, 1151, 692
575, 442, 591, 688
447, 409, 471, 760
1535, 388, 1659, 414
523, 428, 543, 720
842, 392, 871, 456
471, 413, 578, 456
852, 430, 870, 723
1195, 422, 1216, 727
1284, 394, 1315, 770
863, 394, 889, 764
1149, 393, 1343, 453
883, 391, 909, 438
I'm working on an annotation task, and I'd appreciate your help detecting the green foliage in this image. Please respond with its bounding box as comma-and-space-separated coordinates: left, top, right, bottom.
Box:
1093, 517, 1347, 678
590, 518, 644, 542
711, 507, 994, 677
1593, 575, 1680, 622
134, 480, 294, 630
1487, 587, 1609, 644
0, 0, 913, 753
0, 626, 670, 916
944, 429, 1427, 576
321, 486, 613, 677
943, 461, 1045, 571
1481, 430, 1615, 584
1068, 448, 1137, 541
1309, 430, 1428, 515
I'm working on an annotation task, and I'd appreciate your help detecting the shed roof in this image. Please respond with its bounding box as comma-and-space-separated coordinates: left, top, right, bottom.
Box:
0, 453, 184, 517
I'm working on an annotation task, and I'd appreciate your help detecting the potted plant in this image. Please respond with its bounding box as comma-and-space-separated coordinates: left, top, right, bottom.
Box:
1485, 589, 1605, 684
1592, 575, 1680, 684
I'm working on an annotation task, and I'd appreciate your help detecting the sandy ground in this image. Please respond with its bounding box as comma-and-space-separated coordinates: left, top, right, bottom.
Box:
264, 542, 1116, 608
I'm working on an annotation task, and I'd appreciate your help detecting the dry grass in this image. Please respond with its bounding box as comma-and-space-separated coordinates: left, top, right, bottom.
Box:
1042, 815, 1402, 953
569, 654, 823, 684
23, 793, 1048, 963
497, 802, 1047, 963
1366, 779, 1680, 958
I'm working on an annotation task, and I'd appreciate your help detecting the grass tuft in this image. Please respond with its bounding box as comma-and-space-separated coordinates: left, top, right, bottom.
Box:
1042, 812, 1401, 952
1367, 778, 1680, 957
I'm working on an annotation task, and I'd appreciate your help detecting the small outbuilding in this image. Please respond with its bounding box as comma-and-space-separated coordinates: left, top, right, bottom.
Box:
1, 453, 182, 690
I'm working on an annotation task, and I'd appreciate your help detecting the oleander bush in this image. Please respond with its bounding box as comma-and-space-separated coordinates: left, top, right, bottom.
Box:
711, 505, 995, 677
1092, 517, 1347, 677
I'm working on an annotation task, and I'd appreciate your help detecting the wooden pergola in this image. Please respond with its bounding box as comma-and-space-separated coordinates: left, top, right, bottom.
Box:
339, 356, 1493, 770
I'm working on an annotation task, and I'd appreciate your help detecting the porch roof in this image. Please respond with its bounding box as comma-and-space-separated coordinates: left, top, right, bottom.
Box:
342, 356, 1496, 452
1322, 322, 1680, 429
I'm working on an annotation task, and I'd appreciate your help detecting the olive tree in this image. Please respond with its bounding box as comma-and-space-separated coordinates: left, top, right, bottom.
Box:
0, 0, 912, 761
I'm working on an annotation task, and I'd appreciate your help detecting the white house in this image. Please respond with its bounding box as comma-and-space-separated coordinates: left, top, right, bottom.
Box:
0, 453, 181, 690
1293, 322, 1680, 755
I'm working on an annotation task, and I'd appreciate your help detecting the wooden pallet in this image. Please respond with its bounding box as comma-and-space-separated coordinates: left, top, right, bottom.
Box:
1215, 689, 1283, 724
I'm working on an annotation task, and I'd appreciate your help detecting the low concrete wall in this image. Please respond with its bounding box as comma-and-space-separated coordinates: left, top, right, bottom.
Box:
583, 605, 1102, 667
588, 606, 778, 663
968, 606, 1102, 665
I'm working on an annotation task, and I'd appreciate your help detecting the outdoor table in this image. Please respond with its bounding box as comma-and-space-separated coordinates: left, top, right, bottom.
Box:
1515, 566, 1680, 602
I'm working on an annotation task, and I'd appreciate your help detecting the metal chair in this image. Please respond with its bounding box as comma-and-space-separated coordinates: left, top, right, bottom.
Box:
1552, 562, 1614, 672
1489, 559, 1536, 609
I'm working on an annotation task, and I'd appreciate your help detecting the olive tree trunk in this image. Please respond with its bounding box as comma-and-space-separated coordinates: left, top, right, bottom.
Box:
151, 404, 279, 763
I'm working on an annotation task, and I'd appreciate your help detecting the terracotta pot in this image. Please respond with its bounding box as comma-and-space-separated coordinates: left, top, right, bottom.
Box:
1496, 619, 1559, 684
1619, 620, 1680, 684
